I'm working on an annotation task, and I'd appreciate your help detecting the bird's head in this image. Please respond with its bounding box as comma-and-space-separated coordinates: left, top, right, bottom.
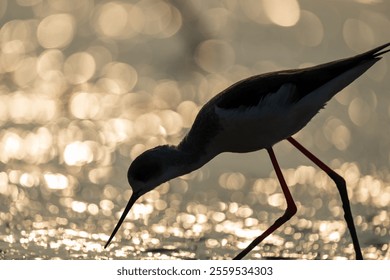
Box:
127, 145, 180, 197
104, 145, 187, 248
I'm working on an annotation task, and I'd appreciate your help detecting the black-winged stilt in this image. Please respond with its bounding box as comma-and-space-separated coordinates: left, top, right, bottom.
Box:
105, 43, 389, 260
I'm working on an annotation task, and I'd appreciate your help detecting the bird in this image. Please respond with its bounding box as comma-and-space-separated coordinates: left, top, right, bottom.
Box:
104, 42, 389, 260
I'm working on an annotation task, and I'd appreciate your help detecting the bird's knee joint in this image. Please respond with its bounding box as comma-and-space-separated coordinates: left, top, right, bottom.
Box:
289, 204, 297, 217
329, 171, 346, 186
284, 203, 297, 219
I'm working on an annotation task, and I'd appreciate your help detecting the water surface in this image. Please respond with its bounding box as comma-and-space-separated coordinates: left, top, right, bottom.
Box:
0, 0, 389, 260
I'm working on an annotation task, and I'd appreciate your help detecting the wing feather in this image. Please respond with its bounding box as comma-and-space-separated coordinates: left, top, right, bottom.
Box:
212, 42, 389, 110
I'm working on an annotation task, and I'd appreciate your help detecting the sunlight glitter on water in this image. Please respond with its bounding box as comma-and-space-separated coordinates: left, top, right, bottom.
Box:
43, 173, 69, 190
0, 0, 389, 261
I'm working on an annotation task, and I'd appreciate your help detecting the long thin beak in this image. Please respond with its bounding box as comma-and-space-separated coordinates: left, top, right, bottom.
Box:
104, 192, 139, 249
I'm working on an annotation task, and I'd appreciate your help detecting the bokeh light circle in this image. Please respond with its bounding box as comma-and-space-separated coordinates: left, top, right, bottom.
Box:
37, 13, 75, 49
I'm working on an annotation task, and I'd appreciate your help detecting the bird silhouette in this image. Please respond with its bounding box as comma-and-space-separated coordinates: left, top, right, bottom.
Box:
105, 42, 389, 260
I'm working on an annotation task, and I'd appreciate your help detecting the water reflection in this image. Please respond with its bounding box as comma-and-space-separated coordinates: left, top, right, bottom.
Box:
0, 0, 389, 260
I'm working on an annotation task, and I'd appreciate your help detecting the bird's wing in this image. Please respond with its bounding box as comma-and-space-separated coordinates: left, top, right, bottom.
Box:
179, 43, 389, 152
212, 42, 390, 111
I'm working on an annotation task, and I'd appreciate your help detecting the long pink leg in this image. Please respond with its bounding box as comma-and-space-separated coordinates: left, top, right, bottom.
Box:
287, 136, 363, 260
233, 147, 297, 260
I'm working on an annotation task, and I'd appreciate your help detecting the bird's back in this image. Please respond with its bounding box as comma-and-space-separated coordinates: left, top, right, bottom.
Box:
179, 43, 390, 155
213, 43, 389, 109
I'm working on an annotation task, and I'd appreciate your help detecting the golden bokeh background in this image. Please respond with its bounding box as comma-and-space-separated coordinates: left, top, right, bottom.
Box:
0, 0, 389, 259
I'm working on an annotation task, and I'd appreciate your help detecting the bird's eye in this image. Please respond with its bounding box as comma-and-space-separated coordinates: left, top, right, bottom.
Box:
130, 160, 161, 183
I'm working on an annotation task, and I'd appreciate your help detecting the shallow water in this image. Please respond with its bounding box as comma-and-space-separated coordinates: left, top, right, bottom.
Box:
1, 159, 389, 260
0, 0, 389, 260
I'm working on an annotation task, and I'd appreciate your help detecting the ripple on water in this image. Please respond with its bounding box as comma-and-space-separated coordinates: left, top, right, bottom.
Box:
0, 0, 389, 261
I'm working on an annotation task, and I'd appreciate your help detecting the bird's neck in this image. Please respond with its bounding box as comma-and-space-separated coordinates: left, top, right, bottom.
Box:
172, 144, 214, 176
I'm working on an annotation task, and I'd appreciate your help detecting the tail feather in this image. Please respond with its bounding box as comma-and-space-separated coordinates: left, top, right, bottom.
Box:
357, 42, 390, 59
374, 49, 390, 57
